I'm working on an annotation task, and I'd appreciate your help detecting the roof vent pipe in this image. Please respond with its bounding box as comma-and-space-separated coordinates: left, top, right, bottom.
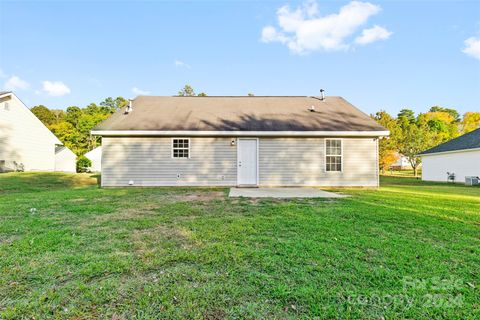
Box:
320, 89, 325, 101
125, 99, 133, 114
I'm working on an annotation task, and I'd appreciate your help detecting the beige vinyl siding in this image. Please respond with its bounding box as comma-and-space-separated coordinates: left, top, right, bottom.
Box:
258, 138, 378, 187
0, 94, 59, 171
101, 137, 237, 187
102, 136, 379, 187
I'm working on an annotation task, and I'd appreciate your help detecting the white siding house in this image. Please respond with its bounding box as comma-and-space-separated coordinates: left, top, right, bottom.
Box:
0, 91, 62, 172
420, 128, 480, 183
55, 146, 76, 173
92, 96, 388, 187
391, 153, 413, 170
85, 146, 102, 172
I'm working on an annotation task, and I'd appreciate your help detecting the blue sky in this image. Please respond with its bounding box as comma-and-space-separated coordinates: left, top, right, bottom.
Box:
0, 0, 479, 116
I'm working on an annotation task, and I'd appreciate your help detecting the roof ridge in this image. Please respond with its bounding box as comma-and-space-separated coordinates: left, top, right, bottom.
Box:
135, 95, 340, 98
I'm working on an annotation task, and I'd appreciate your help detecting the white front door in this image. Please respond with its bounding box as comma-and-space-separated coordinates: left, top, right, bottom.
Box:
237, 138, 258, 186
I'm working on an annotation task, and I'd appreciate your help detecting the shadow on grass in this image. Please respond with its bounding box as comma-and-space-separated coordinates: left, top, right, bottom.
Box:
0, 172, 99, 194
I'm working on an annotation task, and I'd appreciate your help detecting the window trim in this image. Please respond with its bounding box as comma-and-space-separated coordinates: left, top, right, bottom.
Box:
171, 138, 190, 159
324, 138, 343, 172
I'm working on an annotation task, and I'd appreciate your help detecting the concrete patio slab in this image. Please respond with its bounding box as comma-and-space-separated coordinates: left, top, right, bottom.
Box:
229, 187, 349, 198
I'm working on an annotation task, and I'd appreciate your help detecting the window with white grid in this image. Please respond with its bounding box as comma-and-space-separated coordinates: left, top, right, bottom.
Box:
172, 139, 190, 158
325, 139, 342, 172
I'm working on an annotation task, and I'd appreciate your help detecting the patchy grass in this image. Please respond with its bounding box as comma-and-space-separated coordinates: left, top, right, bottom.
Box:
382, 169, 422, 178
0, 173, 478, 319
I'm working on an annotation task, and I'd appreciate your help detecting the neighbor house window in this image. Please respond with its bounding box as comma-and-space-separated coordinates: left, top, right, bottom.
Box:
325, 139, 342, 172
172, 138, 190, 158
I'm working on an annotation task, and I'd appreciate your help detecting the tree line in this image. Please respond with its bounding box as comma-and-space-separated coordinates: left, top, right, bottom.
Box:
373, 107, 480, 176
31, 97, 129, 156
30, 85, 207, 157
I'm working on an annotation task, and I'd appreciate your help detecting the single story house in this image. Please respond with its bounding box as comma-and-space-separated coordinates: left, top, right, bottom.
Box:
85, 146, 102, 172
391, 153, 413, 170
91, 96, 389, 187
419, 127, 480, 183
0, 91, 63, 172
54, 146, 76, 173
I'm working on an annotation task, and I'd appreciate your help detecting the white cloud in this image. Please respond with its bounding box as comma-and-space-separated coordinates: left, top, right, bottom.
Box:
355, 25, 392, 44
261, 26, 289, 44
3, 75, 30, 91
42, 80, 71, 96
174, 59, 191, 69
462, 37, 480, 60
261, 0, 391, 54
132, 86, 150, 95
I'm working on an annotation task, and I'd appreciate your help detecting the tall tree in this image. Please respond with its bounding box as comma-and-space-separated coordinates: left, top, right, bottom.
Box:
65, 106, 82, 127
76, 113, 108, 151
100, 96, 128, 113
397, 118, 437, 177
31, 105, 57, 126
29, 96, 128, 156
51, 109, 66, 123
429, 106, 460, 122
84, 103, 100, 115
397, 109, 416, 123
461, 112, 480, 133
178, 85, 208, 97
49, 122, 80, 154
373, 111, 400, 173
418, 111, 459, 142
178, 85, 196, 96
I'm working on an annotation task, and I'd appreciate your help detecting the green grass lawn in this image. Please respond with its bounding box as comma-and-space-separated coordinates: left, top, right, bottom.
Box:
0, 173, 478, 319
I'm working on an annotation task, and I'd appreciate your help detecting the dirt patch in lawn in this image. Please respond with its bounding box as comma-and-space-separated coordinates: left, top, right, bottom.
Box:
131, 224, 198, 256
166, 191, 225, 202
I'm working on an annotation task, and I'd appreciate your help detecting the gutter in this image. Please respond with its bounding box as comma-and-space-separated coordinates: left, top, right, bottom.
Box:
91, 130, 390, 137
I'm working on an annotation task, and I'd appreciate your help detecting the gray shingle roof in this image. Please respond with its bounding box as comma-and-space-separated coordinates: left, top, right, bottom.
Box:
420, 127, 480, 155
55, 146, 67, 153
93, 96, 386, 132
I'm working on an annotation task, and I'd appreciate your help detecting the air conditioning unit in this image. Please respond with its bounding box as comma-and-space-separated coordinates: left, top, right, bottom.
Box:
465, 176, 480, 186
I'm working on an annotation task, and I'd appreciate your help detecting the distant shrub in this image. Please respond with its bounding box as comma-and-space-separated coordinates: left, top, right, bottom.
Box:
76, 156, 92, 173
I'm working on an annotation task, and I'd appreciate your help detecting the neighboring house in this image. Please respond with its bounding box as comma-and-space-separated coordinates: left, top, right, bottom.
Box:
85, 146, 102, 172
391, 153, 413, 170
91, 96, 389, 187
0, 91, 62, 172
55, 146, 76, 173
419, 128, 480, 183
